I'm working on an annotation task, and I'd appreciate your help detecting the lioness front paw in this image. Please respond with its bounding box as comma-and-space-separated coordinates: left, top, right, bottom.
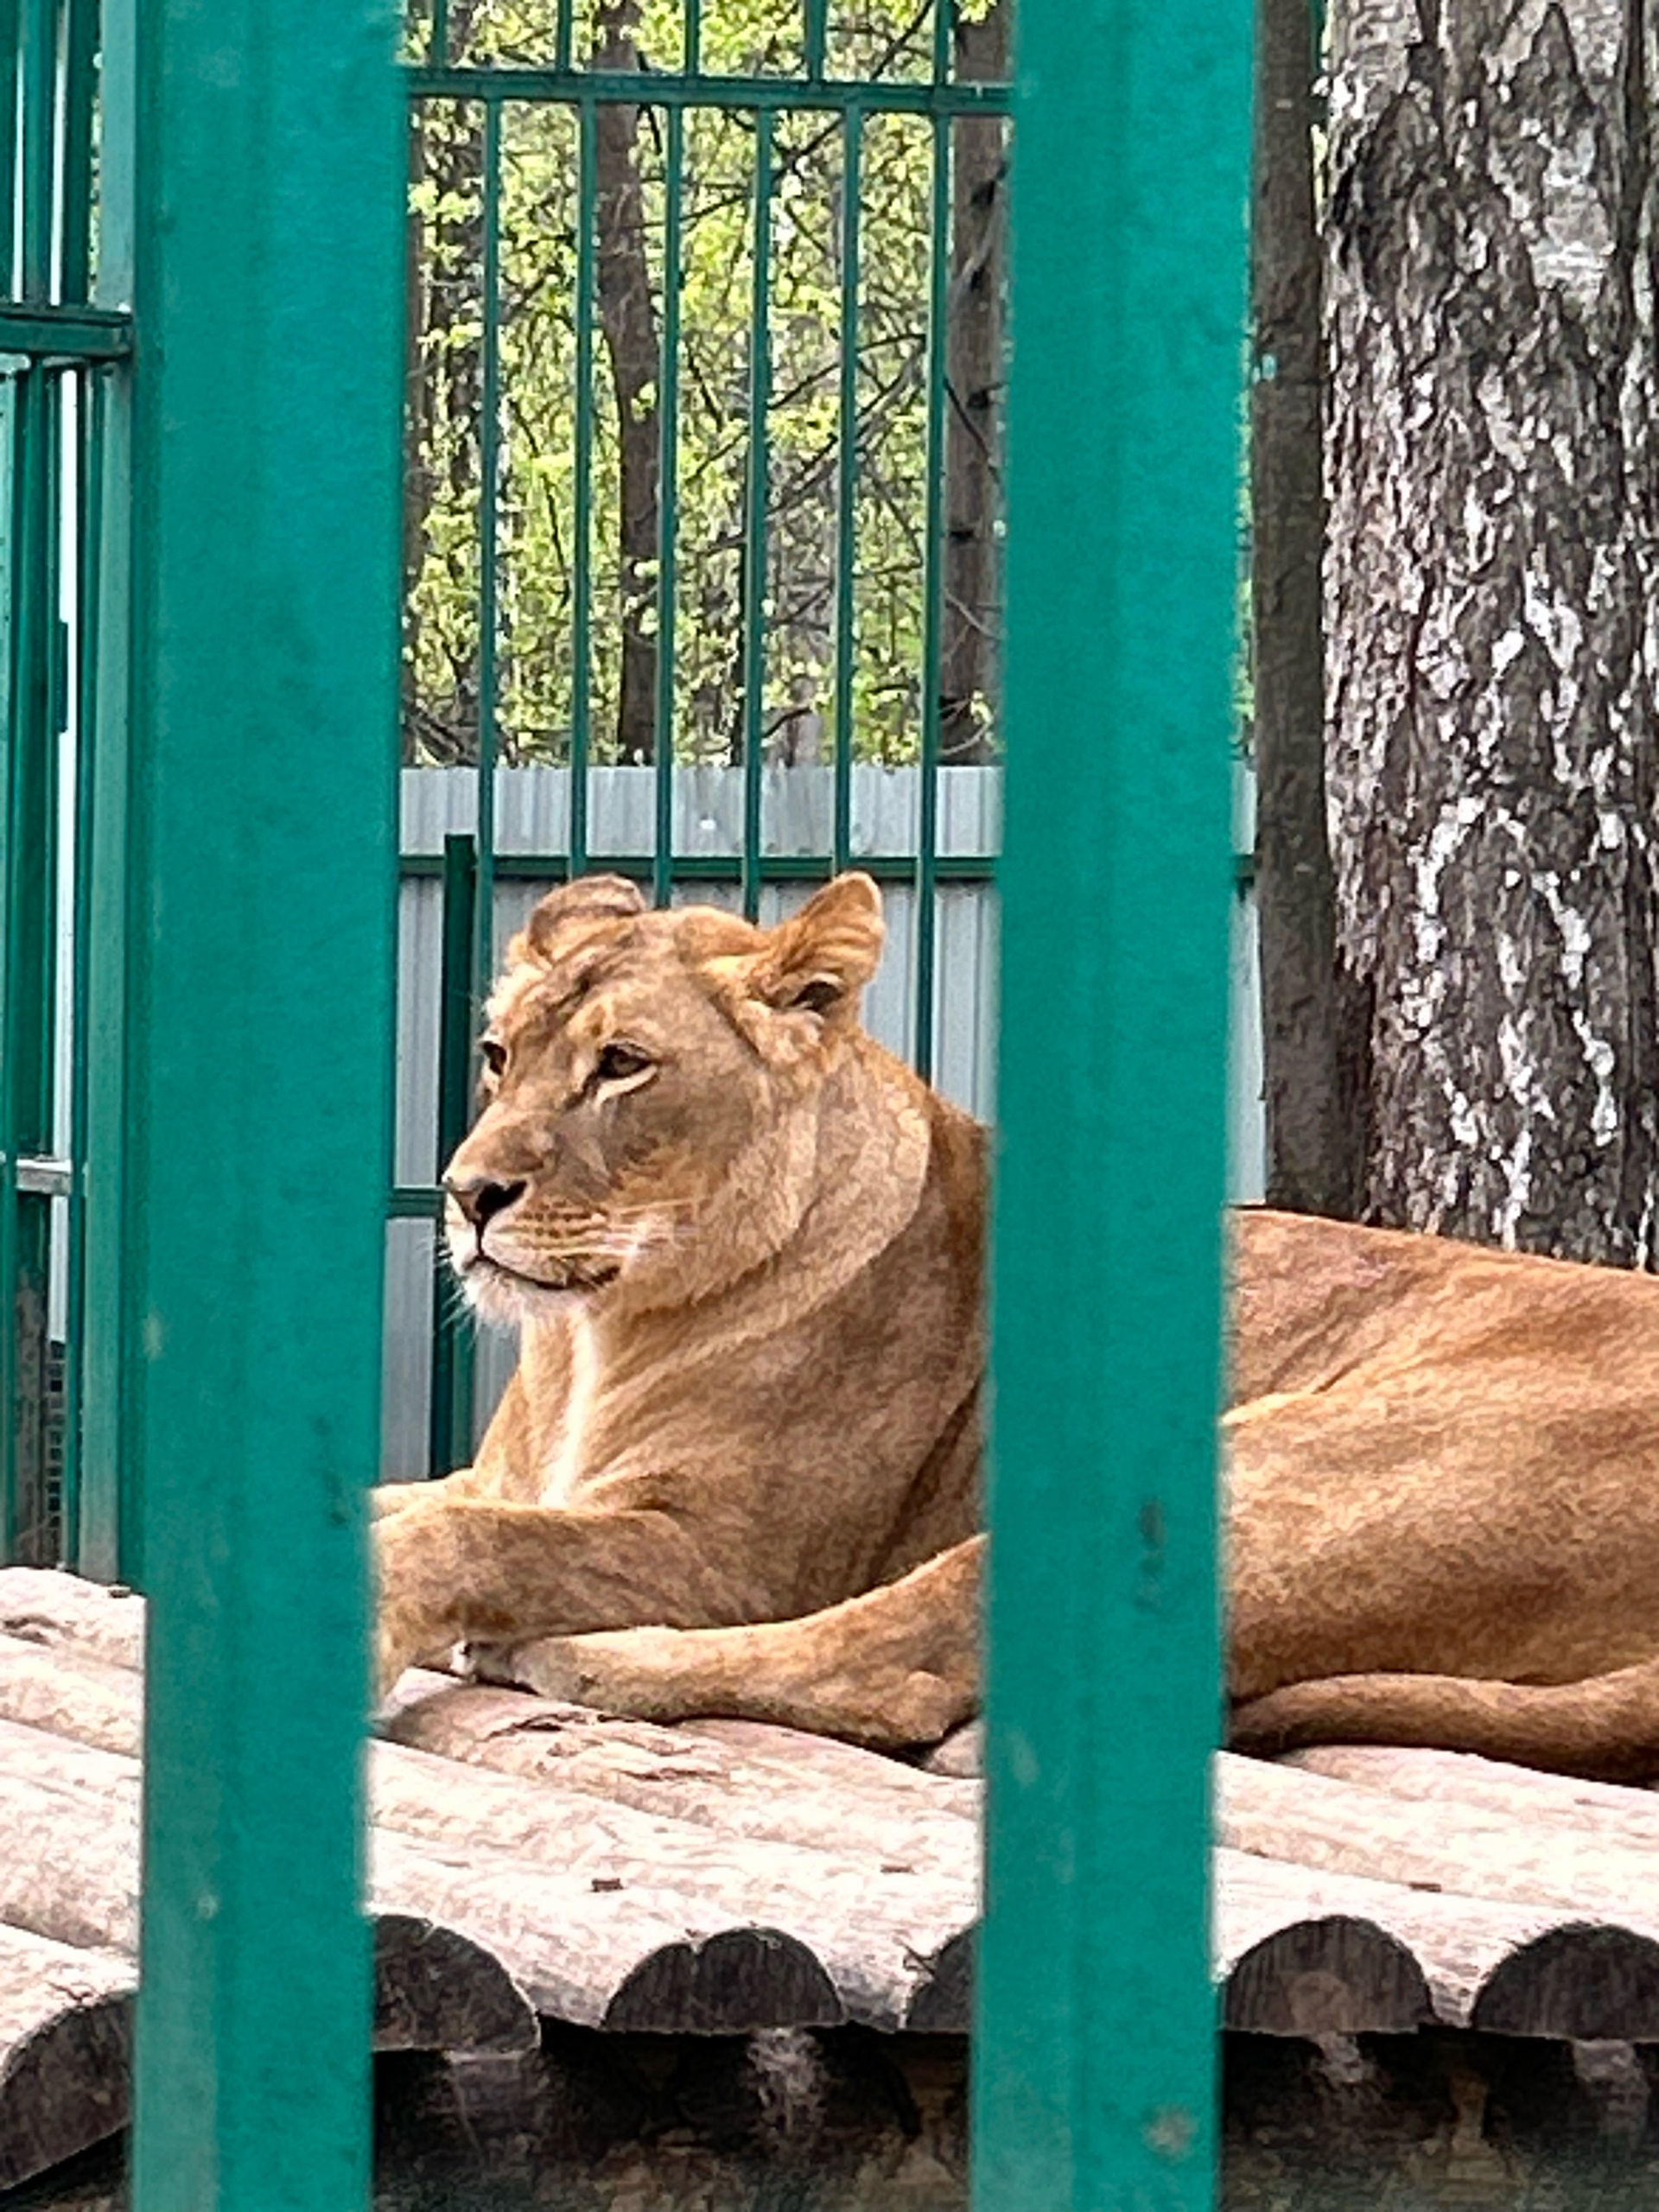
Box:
472, 1625, 691, 1719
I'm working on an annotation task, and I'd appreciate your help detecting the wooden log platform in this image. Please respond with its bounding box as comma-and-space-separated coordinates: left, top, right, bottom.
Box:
8, 1569, 1659, 2189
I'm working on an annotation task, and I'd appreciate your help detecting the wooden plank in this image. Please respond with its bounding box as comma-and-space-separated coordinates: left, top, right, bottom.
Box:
371, 1738, 975, 2030
0, 1637, 977, 2030
1287, 1742, 1659, 1844
0, 1630, 142, 1751
0, 1717, 852, 2034
0, 1726, 537, 2056
0, 1924, 131, 2190
0, 1567, 144, 1670
1219, 1751, 1659, 1927
1214, 1847, 1659, 2035
385, 1679, 978, 1876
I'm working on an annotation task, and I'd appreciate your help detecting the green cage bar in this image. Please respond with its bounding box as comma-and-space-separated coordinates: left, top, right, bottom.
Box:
474, 100, 503, 1011
740, 106, 773, 924
804, 0, 827, 79
2, 362, 59, 1567
60, 367, 109, 1567
74, 0, 137, 1586
430, 831, 479, 1473
19, 0, 54, 296
831, 105, 861, 880
972, 0, 1249, 2207
652, 101, 684, 909
117, 0, 403, 2201
912, 110, 950, 1082
61, 0, 101, 302
570, 96, 597, 877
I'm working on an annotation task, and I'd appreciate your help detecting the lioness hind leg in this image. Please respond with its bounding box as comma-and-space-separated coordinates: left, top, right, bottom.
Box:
1230, 1655, 1659, 1783
473, 1535, 986, 1750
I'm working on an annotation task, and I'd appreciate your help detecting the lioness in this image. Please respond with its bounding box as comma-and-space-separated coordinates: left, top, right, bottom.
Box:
376, 872, 1659, 1781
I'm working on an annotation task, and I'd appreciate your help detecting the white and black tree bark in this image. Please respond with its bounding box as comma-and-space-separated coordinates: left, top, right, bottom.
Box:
1325, 0, 1659, 1263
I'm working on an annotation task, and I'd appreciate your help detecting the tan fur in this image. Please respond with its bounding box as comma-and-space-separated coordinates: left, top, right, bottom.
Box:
376, 874, 1659, 1777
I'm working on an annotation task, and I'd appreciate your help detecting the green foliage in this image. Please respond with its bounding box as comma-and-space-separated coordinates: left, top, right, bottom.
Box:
403, 0, 1005, 769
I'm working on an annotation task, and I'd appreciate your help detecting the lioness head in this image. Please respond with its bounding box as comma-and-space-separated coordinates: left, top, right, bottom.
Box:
443, 871, 887, 1321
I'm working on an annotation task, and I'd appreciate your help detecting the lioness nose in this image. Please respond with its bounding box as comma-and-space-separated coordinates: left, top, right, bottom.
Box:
446, 1173, 527, 1230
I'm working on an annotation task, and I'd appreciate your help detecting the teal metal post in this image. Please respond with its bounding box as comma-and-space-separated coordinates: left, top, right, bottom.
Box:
121, 1, 404, 2204
972, 2, 1250, 2209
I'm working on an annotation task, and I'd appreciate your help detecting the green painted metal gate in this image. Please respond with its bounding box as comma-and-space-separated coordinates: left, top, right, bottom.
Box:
2, 0, 1249, 2204
397, 2, 1011, 1474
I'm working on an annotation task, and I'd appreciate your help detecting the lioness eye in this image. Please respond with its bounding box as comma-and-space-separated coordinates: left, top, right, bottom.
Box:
594, 1041, 651, 1086
480, 1037, 507, 1077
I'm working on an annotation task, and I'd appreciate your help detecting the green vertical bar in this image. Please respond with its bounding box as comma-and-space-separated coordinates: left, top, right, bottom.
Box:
972, 3, 1249, 2210
804, 0, 827, 78
124, 0, 402, 2203
652, 104, 683, 910
831, 107, 861, 879
76, 0, 135, 1586
0, 373, 15, 1562
60, 0, 101, 302
429, 833, 477, 1476
556, 0, 573, 72
740, 109, 772, 924
0, 0, 18, 297
570, 98, 596, 876
0, 377, 19, 1562
912, 113, 949, 1082
19, 0, 54, 298
474, 101, 500, 1001
430, 0, 448, 63
60, 366, 105, 1568
1, 365, 58, 1567
685, 0, 700, 75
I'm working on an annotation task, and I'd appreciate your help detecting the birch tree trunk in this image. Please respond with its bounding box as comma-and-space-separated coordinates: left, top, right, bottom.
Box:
1325, 0, 1659, 1264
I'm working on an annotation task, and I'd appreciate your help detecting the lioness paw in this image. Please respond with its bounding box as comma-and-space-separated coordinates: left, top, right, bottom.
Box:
473, 1625, 692, 1719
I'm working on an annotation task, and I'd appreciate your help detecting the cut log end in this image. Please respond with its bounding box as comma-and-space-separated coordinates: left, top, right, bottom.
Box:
603, 1927, 843, 2034
1473, 1924, 1659, 2041
373, 1915, 538, 2056
0, 1993, 130, 2192
1224, 1914, 1433, 2037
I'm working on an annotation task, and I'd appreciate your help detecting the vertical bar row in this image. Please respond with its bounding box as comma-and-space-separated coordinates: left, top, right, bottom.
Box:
972, 1, 1250, 2208
740, 108, 773, 923
124, 0, 403, 2200
912, 113, 950, 1082
653, 104, 684, 908
831, 107, 861, 879
570, 98, 597, 876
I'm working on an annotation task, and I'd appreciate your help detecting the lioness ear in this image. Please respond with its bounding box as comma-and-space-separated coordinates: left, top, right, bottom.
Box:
521, 874, 645, 961
753, 873, 884, 1017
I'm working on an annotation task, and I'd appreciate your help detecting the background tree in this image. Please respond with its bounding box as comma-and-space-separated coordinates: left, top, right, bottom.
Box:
1250, 0, 1364, 1217
1323, 0, 1659, 1265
